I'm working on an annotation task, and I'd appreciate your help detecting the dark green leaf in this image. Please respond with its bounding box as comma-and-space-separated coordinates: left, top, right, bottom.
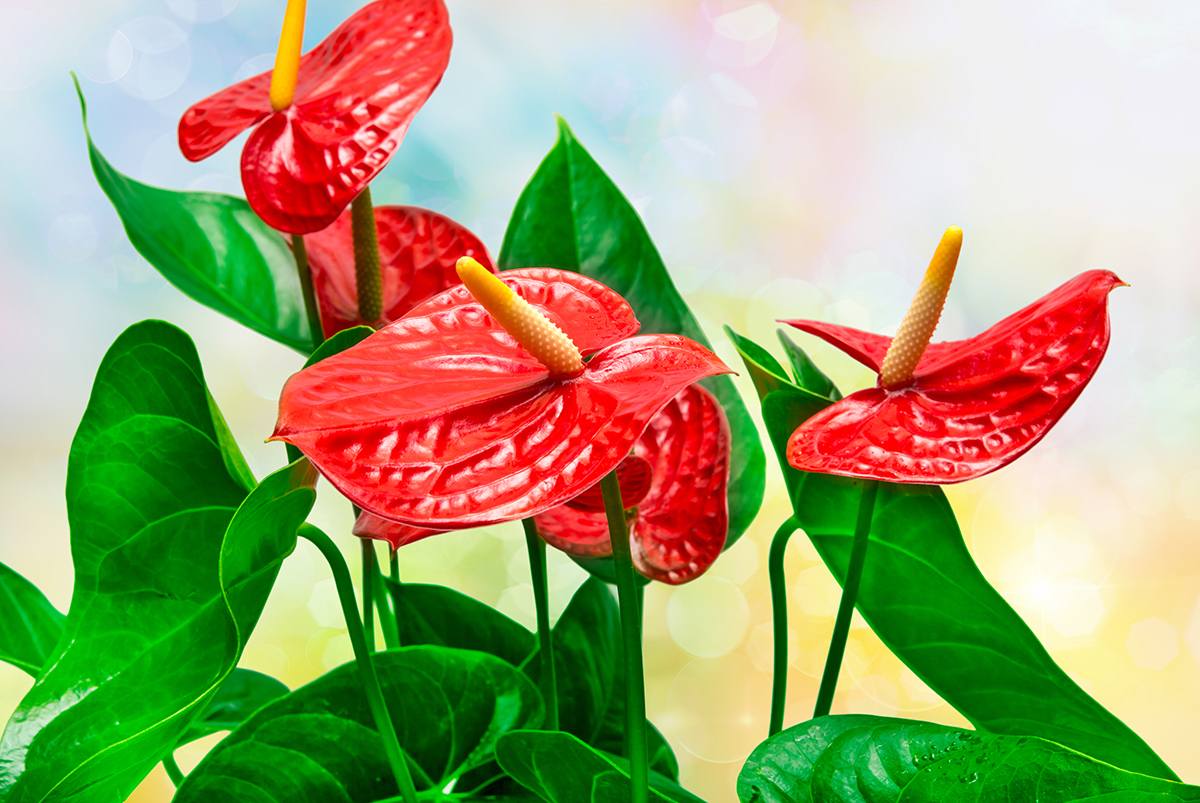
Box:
738, 714, 1200, 803
759, 386, 1175, 780
176, 668, 290, 747
723, 326, 799, 402
0, 320, 316, 802
497, 731, 705, 803
0, 562, 64, 676
174, 646, 544, 802
386, 579, 535, 668
498, 116, 765, 562
73, 75, 312, 354
776, 331, 841, 401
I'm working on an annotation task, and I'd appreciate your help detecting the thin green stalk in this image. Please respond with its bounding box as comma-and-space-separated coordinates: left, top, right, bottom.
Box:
390, 550, 402, 647
162, 754, 185, 787
600, 470, 648, 803
300, 526, 418, 803
522, 518, 558, 730
812, 481, 879, 719
362, 539, 376, 652
768, 516, 802, 735
372, 551, 401, 650
351, 186, 383, 324
290, 233, 324, 351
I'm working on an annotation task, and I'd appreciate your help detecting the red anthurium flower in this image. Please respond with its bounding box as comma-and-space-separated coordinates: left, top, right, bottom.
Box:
178, 0, 452, 234
352, 384, 732, 585
303, 204, 494, 338
782, 227, 1124, 484
271, 263, 731, 528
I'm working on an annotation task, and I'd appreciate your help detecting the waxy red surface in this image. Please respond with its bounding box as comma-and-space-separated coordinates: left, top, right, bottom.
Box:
781, 270, 1124, 483
535, 384, 731, 585
273, 269, 731, 528
304, 205, 494, 338
178, 0, 452, 233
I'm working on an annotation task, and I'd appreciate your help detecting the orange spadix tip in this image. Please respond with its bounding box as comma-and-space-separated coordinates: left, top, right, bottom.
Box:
456, 258, 584, 378
879, 227, 963, 389
269, 0, 306, 113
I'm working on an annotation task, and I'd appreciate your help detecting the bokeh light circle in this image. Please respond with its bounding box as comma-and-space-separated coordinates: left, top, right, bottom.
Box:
666, 654, 771, 762
667, 575, 750, 658
77, 27, 133, 84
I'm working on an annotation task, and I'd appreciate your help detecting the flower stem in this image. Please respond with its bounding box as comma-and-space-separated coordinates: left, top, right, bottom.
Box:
390, 550, 402, 647
372, 550, 400, 650
362, 539, 376, 652
812, 480, 879, 719
162, 754, 184, 786
290, 233, 324, 351
351, 186, 384, 325
299, 525, 418, 803
768, 516, 801, 735
600, 470, 648, 803
522, 518, 558, 730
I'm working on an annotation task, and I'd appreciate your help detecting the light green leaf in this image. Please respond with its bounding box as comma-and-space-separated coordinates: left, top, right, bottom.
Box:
0, 562, 64, 677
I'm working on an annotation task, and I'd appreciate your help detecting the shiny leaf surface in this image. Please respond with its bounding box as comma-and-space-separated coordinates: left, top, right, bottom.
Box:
306, 204, 495, 337
738, 715, 1200, 803
496, 731, 703, 803
387, 580, 535, 668
173, 646, 542, 802
0, 562, 63, 677
777, 330, 840, 401
722, 325, 796, 400
782, 270, 1123, 483
754, 376, 1174, 779
75, 78, 312, 354
175, 669, 290, 748
179, 0, 452, 233
0, 321, 316, 802
273, 269, 730, 528
535, 384, 731, 584
498, 117, 764, 555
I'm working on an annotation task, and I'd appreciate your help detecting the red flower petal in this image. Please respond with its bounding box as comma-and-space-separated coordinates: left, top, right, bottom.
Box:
779, 321, 966, 375
304, 205, 495, 338
180, 0, 452, 233
535, 384, 731, 585
563, 455, 654, 512
272, 273, 730, 528
787, 271, 1123, 483
353, 512, 441, 551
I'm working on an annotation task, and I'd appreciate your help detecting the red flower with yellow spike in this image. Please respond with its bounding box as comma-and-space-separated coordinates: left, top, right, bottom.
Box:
272, 258, 731, 528
178, 0, 451, 234
782, 227, 1125, 483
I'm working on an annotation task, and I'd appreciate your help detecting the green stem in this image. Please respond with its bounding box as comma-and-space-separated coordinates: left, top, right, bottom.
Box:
373, 550, 401, 650
522, 518, 558, 730
362, 539, 376, 652
162, 754, 185, 787
300, 526, 418, 803
768, 516, 802, 736
351, 186, 383, 324
812, 481, 879, 719
390, 550, 402, 647
290, 233, 324, 351
600, 470, 648, 803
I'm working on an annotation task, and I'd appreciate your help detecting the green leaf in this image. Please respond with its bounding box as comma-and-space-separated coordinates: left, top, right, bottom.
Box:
498, 116, 765, 560
759, 386, 1176, 780
173, 646, 543, 802
175, 668, 290, 747
497, 731, 704, 803
738, 714, 1200, 803
0, 562, 64, 677
776, 330, 840, 401
387, 579, 535, 668
0, 320, 317, 802
723, 326, 799, 402
73, 75, 313, 354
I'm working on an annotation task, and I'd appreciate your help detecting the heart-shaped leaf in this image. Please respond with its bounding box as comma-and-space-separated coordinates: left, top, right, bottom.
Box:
740, 326, 1174, 780
497, 731, 703, 803
0, 320, 316, 802
388, 579, 535, 668
498, 116, 765, 566
75, 77, 313, 354
0, 562, 63, 677
175, 668, 290, 748
173, 646, 543, 801
738, 714, 1200, 803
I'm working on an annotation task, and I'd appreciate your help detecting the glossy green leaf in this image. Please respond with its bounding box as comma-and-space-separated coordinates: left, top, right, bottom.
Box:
776, 330, 840, 401
174, 646, 543, 802
0, 562, 64, 677
738, 714, 1200, 803
0, 320, 316, 802
387, 579, 535, 668
499, 117, 765, 561
757, 377, 1174, 779
497, 731, 704, 803
73, 76, 312, 354
723, 325, 799, 401
176, 668, 290, 747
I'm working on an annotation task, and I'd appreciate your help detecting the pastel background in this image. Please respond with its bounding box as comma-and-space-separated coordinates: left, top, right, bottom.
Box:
2, 1, 1199, 800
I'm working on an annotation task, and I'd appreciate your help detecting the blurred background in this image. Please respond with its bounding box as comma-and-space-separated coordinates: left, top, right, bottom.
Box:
2, 0, 1200, 799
